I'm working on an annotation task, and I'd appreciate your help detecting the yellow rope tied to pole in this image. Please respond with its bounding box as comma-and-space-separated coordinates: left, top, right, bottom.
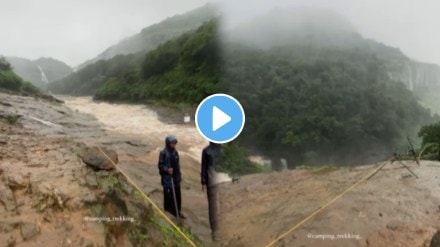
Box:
265, 162, 389, 247
97, 146, 198, 247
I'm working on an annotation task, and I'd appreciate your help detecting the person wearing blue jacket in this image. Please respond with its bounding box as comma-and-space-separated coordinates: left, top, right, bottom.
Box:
158, 135, 184, 218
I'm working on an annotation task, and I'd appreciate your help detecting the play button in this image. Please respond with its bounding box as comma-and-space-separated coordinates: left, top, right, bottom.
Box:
212, 106, 231, 131
195, 94, 245, 144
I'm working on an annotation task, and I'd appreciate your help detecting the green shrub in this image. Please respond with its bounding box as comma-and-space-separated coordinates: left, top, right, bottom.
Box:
217, 143, 265, 175
418, 122, 440, 160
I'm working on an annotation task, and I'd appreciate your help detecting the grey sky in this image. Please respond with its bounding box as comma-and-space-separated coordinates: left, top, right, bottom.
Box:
0, 0, 207, 67
1, 0, 439, 67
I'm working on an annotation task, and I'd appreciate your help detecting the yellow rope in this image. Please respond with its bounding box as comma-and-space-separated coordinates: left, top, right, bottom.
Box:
265, 162, 388, 247
97, 147, 198, 247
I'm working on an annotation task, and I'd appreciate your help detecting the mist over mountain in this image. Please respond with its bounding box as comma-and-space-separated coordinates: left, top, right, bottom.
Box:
76, 3, 218, 70
5, 56, 72, 90
224, 7, 357, 49
223, 7, 440, 114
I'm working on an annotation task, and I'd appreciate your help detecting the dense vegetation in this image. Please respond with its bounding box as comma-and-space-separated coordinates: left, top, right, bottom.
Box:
218, 143, 265, 175
221, 45, 434, 166
214, 8, 437, 166
0, 57, 42, 96
50, 20, 220, 104
94, 20, 220, 104
6, 56, 72, 89
48, 53, 144, 95
418, 122, 440, 160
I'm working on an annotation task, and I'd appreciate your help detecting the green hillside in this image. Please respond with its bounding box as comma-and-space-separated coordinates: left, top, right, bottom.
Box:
0, 57, 42, 96
6, 56, 72, 89
77, 3, 218, 69
47, 53, 144, 95
221, 44, 433, 166
95, 20, 219, 104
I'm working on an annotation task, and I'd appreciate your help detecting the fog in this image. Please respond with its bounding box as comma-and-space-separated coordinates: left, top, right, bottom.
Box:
1, 0, 440, 67
219, 0, 440, 65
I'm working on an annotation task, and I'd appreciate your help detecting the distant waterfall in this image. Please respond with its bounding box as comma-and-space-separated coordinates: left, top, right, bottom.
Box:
388, 61, 440, 91
407, 63, 414, 91
37, 65, 49, 84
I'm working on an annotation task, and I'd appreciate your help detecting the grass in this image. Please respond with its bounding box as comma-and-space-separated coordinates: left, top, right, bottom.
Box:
4, 114, 21, 125
132, 190, 144, 201
149, 211, 203, 247
99, 174, 120, 188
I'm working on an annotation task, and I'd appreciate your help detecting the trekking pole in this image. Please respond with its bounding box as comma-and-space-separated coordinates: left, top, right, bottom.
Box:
170, 178, 180, 219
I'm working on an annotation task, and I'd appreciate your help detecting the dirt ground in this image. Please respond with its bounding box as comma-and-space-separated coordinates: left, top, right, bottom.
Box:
217, 162, 440, 247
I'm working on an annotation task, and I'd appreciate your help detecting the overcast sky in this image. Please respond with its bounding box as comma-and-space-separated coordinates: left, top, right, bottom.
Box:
0, 0, 207, 67
1, 0, 439, 67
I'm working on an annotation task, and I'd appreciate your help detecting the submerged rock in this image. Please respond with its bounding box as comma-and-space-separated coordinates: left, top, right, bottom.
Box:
81, 147, 118, 170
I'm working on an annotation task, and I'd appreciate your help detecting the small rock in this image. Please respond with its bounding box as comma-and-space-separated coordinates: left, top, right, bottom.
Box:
63, 237, 72, 246
20, 222, 40, 240
0, 181, 16, 211
54, 189, 70, 208
43, 213, 53, 223
7, 235, 15, 247
83, 239, 94, 247
386, 221, 401, 231
82, 193, 98, 204
101, 183, 114, 195
7, 175, 27, 190
95, 170, 110, 177
0, 137, 8, 145
64, 223, 74, 231
0, 222, 18, 233
85, 174, 98, 188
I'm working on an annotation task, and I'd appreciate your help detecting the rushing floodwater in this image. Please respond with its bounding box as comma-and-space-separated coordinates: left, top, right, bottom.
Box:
62, 96, 232, 183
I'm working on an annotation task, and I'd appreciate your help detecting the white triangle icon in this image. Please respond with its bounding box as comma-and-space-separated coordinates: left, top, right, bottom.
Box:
212, 106, 231, 131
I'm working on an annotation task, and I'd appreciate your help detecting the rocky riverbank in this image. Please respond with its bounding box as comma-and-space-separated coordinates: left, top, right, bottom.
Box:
0, 93, 209, 246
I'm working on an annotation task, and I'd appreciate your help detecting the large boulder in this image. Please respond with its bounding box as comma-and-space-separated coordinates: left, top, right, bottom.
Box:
81, 147, 118, 170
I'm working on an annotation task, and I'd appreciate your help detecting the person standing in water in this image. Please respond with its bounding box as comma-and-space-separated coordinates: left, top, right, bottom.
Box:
201, 142, 222, 241
158, 135, 184, 218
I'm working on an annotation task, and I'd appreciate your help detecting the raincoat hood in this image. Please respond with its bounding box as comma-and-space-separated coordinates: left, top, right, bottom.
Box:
165, 135, 177, 147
